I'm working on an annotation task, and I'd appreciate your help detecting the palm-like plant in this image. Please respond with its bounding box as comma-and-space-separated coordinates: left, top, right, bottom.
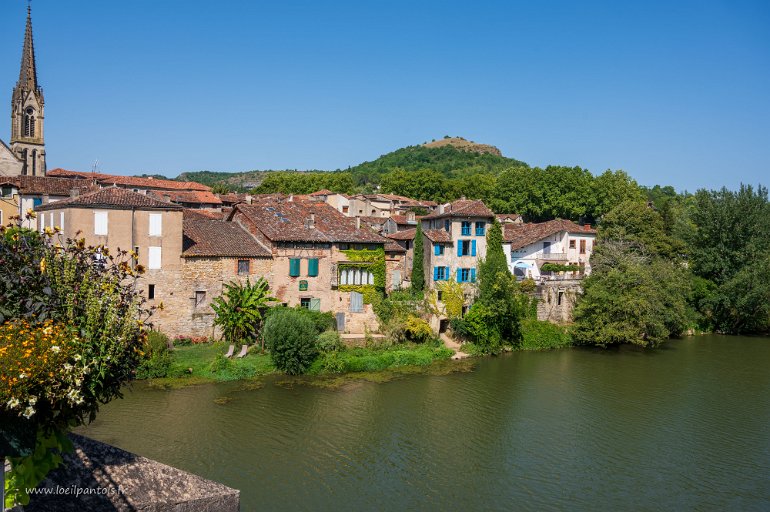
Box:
211, 277, 276, 348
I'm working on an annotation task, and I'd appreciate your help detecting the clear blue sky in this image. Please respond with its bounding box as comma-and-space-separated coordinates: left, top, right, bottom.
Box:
1, 0, 769, 191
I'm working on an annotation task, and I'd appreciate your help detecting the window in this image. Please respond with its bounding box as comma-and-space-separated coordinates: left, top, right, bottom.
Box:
580, 239, 587, 254
195, 290, 206, 307
433, 266, 449, 281
444, 220, 451, 232
342, 206, 349, 214
32, 197, 42, 208
437, 291, 443, 301
338, 243, 350, 250
289, 258, 301, 277
434, 243, 444, 256
307, 258, 319, 277
149, 213, 162, 236
300, 298, 311, 309
461, 221, 471, 236
148, 246, 162, 269
23, 107, 35, 137
148, 284, 155, 300
543, 241, 551, 254
339, 267, 374, 285
558, 291, 564, 306
94, 211, 108, 235
238, 259, 250, 275
457, 240, 476, 257
475, 221, 486, 236
569, 240, 576, 249
457, 268, 477, 283
1, 186, 14, 197
350, 292, 364, 313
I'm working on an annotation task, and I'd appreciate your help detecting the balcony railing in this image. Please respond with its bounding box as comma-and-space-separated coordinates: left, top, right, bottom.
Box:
536, 252, 569, 261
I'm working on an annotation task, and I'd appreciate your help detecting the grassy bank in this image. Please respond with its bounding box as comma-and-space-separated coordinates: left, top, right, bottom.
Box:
460, 319, 574, 355
143, 341, 455, 388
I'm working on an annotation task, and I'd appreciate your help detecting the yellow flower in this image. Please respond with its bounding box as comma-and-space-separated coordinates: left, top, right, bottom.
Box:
40, 257, 47, 273
26, 208, 37, 219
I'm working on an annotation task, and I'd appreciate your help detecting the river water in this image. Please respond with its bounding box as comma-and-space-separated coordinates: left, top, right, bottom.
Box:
78, 335, 770, 511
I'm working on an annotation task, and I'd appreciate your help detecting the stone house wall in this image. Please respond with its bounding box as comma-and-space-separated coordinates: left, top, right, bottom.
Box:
536, 280, 583, 323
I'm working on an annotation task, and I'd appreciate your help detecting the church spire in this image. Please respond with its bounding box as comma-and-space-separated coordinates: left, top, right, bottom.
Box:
17, 5, 40, 94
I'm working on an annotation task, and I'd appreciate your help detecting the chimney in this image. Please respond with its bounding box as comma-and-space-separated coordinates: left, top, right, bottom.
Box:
438, 204, 445, 214
407, 211, 415, 222
288, 194, 294, 202
246, 195, 253, 205
306, 213, 315, 229
356, 217, 361, 230
70, 188, 80, 198
585, 224, 591, 231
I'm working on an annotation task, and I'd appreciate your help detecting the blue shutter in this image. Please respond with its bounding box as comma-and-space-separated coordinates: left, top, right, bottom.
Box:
434, 244, 440, 256
289, 258, 300, 277
433, 266, 439, 281
457, 243, 463, 257
445, 267, 450, 280
471, 240, 477, 256
308, 258, 319, 277
471, 268, 477, 282
457, 268, 463, 282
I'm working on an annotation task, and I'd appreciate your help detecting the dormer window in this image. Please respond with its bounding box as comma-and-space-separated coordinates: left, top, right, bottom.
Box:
23, 107, 35, 137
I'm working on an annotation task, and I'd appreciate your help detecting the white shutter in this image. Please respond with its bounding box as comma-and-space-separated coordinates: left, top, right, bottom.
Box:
94, 211, 108, 235
149, 213, 162, 237
60, 212, 65, 231
148, 246, 162, 269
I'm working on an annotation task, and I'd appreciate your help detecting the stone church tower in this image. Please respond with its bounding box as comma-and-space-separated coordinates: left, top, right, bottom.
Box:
10, 6, 46, 176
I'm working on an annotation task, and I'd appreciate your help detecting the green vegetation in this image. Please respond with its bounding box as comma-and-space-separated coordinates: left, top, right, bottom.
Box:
135, 331, 173, 379
411, 222, 425, 292
211, 277, 276, 348
1, 222, 149, 507
519, 319, 573, 351
263, 309, 319, 375
452, 221, 532, 353
310, 344, 453, 374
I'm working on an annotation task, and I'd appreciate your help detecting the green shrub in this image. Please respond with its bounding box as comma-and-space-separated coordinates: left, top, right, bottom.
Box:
263, 309, 319, 374
451, 303, 503, 353
519, 319, 572, 350
135, 331, 173, 379
311, 345, 453, 374
266, 306, 335, 334
403, 316, 434, 344
317, 330, 344, 353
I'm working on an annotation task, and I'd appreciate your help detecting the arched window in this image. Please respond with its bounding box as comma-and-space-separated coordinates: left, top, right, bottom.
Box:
23, 107, 35, 137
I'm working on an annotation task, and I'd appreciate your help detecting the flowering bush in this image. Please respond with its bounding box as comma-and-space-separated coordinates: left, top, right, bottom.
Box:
1, 217, 150, 507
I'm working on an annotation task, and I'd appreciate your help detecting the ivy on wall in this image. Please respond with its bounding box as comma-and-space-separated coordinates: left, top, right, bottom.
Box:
339, 247, 386, 304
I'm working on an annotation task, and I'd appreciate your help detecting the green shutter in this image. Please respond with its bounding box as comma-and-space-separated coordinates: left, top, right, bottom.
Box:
310, 298, 321, 311
308, 258, 319, 277
289, 258, 301, 277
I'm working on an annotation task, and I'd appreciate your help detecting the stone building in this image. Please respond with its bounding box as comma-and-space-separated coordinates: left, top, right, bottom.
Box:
1, 7, 46, 177
420, 199, 495, 290
2, 175, 97, 229
502, 219, 596, 280
228, 197, 390, 333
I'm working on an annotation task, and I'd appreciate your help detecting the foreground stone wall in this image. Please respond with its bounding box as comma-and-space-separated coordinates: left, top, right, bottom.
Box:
25, 434, 239, 512
536, 279, 583, 323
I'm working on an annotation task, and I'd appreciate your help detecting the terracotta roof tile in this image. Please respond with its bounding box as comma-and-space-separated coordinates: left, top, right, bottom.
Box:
8, 176, 99, 196
423, 229, 453, 243
183, 219, 271, 258
183, 208, 224, 220
422, 199, 494, 220
231, 198, 387, 244
384, 241, 407, 253
47, 168, 211, 192
386, 228, 416, 241
309, 189, 334, 196
503, 219, 596, 249
34, 187, 183, 211
148, 189, 222, 205
496, 213, 522, 223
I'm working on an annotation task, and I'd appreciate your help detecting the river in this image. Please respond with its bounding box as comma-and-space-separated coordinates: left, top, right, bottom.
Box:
78, 335, 770, 511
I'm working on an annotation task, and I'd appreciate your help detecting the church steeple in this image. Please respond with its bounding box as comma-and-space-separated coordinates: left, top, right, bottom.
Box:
10, 4, 46, 176
17, 6, 41, 96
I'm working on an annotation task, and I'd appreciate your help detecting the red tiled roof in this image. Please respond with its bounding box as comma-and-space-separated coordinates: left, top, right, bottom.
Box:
503, 219, 596, 249
309, 189, 334, 196
47, 168, 211, 192
183, 219, 271, 258
496, 213, 522, 223
386, 228, 416, 241
148, 189, 222, 205
230, 198, 387, 244
423, 229, 453, 243
183, 208, 224, 220
8, 176, 99, 196
359, 215, 389, 225
422, 199, 494, 220
391, 214, 419, 226
218, 193, 247, 205
384, 241, 407, 253
34, 187, 183, 211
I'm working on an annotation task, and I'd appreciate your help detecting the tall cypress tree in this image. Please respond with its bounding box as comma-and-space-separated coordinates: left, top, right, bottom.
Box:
411, 222, 425, 293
